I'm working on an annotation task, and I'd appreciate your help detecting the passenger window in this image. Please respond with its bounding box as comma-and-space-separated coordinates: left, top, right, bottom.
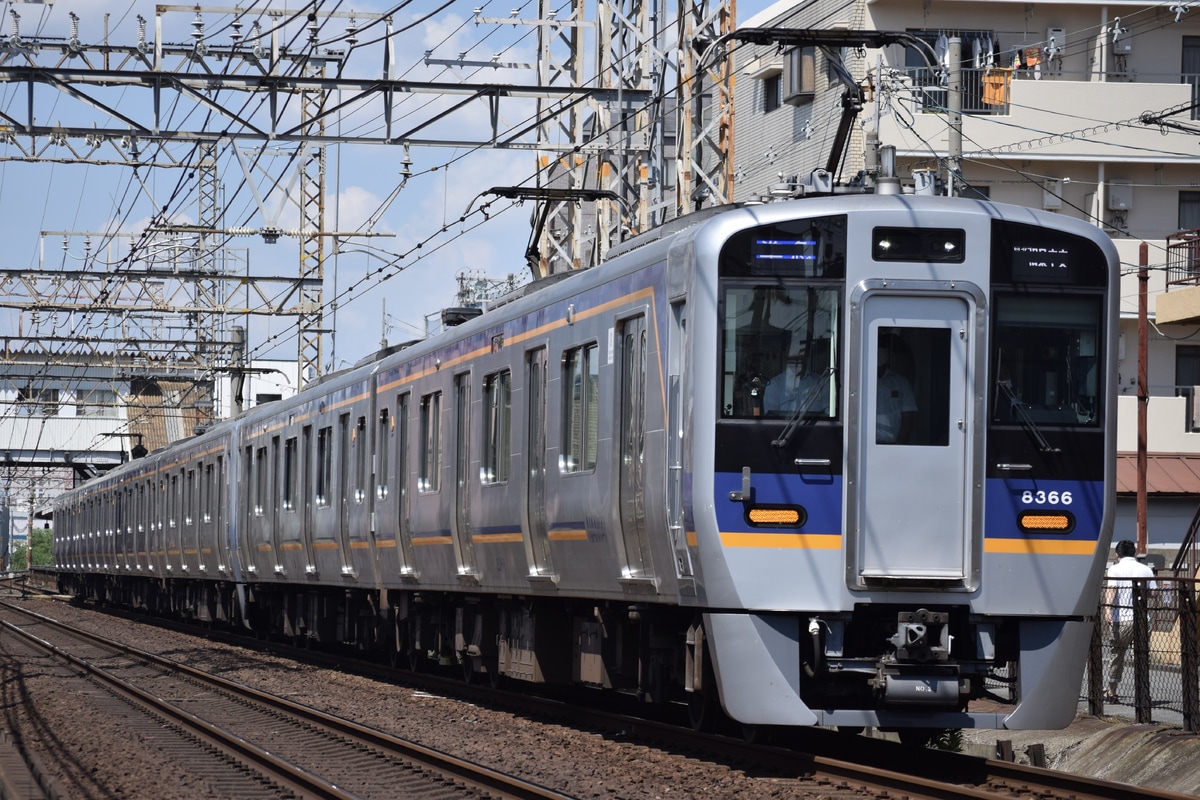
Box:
482, 370, 512, 483
562, 344, 599, 472
419, 392, 441, 492
316, 426, 333, 506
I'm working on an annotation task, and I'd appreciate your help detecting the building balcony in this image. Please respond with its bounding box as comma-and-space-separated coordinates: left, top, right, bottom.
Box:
1116, 389, 1200, 454
878, 68, 1195, 163
1158, 230, 1200, 325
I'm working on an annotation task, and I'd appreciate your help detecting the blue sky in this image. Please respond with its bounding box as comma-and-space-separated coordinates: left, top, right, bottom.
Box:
0, 0, 778, 374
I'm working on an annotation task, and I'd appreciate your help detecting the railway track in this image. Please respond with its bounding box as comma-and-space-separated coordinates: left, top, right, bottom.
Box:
0, 600, 572, 800
7, 596, 1195, 800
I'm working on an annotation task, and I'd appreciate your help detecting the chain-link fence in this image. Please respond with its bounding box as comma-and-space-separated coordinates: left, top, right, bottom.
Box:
1082, 576, 1200, 731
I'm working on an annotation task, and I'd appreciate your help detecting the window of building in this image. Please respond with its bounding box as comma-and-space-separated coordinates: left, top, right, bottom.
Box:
76, 388, 118, 417
763, 72, 782, 113
1180, 191, 1200, 232
17, 384, 58, 416
482, 370, 512, 484
784, 46, 815, 105
562, 344, 600, 472
419, 392, 441, 492
1184, 37, 1200, 120
1176, 345, 1200, 432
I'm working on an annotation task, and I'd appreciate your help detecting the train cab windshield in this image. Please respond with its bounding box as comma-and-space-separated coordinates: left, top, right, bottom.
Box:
721, 285, 839, 419
991, 294, 1102, 427
719, 215, 846, 420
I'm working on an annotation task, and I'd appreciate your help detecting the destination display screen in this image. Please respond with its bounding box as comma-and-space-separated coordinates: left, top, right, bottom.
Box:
752, 237, 818, 267
992, 219, 1107, 287
1011, 243, 1074, 283
720, 214, 847, 278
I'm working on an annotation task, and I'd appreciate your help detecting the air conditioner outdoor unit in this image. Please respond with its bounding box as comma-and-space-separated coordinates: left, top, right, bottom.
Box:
1107, 180, 1133, 211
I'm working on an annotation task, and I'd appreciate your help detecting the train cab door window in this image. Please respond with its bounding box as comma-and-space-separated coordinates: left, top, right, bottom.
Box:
316, 426, 333, 506
874, 328, 950, 446
562, 343, 599, 472
419, 392, 442, 492
991, 294, 1102, 427
482, 370, 512, 484
721, 285, 839, 419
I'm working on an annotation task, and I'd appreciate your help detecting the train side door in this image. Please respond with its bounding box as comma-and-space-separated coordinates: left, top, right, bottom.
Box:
452, 373, 477, 575
849, 287, 983, 587
617, 313, 655, 581
300, 425, 317, 574
523, 347, 555, 578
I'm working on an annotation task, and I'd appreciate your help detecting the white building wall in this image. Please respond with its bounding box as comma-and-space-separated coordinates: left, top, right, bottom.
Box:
214, 359, 301, 419
733, 0, 1200, 459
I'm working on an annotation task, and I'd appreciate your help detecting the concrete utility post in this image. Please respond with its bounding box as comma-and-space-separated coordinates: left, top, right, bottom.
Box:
1138, 241, 1149, 555
947, 37, 963, 196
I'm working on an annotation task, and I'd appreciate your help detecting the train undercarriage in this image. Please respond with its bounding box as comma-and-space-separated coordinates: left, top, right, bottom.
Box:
55, 570, 1027, 734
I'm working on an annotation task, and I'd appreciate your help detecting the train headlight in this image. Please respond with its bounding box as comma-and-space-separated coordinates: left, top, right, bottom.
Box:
746, 505, 807, 528
1018, 511, 1076, 534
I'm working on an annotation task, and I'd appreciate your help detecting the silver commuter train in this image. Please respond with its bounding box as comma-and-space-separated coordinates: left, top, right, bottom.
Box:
53, 193, 1119, 733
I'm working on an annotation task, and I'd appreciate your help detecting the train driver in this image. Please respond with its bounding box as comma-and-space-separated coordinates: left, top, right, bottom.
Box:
764, 347, 830, 416
876, 336, 917, 444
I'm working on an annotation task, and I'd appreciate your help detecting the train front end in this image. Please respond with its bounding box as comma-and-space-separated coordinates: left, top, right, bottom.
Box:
686, 195, 1118, 731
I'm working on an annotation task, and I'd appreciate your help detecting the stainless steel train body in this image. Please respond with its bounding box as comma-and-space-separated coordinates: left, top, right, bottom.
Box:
53, 194, 1119, 731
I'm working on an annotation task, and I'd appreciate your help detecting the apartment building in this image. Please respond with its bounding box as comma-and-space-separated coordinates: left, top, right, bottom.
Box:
733, 0, 1200, 545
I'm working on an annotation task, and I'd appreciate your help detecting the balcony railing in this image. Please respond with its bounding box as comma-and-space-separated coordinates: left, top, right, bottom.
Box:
900, 66, 1199, 118
902, 66, 1010, 115
1167, 228, 1200, 289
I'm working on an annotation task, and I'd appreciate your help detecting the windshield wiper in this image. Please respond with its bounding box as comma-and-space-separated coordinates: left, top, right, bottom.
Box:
772, 368, 834, 449
997, 380, 1061, 454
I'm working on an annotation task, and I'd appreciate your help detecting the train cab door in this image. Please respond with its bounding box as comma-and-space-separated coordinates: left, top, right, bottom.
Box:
849, 286, 984, 588
523, 347, 555, 579
617, 313, 655, 583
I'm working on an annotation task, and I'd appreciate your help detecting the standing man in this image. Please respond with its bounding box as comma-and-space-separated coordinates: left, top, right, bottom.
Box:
1105, 539, 1156, 703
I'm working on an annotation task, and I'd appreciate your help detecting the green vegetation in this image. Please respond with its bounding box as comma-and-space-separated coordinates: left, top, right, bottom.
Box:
9, 527, 52, 569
